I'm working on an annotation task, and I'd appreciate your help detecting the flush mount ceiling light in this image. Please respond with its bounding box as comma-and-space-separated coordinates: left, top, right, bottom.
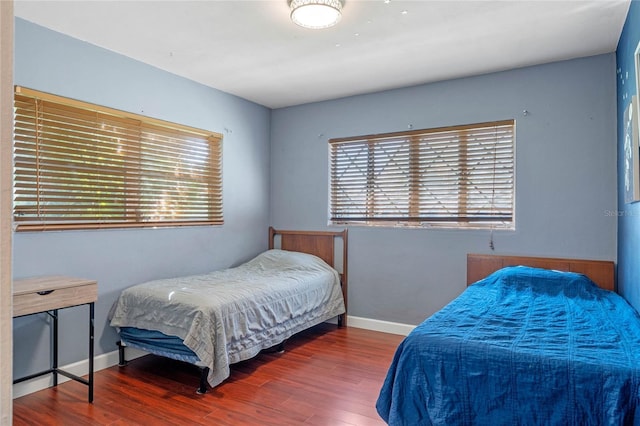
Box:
290, 0, 343, 30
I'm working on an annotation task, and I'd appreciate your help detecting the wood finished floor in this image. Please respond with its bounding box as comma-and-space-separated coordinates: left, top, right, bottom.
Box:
13, 324, 405, 426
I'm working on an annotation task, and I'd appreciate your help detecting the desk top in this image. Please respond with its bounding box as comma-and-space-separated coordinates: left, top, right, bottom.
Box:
13, 276, 97, 317
13, 276, 96, 296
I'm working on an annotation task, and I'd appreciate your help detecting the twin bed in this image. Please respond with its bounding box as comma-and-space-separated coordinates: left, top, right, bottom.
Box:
111, 236, 640, 424
376, 254, 640, 425
109, 227, 347, 393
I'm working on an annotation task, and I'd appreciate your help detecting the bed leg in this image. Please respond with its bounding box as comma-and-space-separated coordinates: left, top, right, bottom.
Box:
338, 313, 345, 328
261, 341, 286, 354
117, 341, 128, 366
197, 367, 209, 395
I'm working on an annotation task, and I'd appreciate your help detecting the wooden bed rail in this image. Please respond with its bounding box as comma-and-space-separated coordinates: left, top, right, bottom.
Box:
269, 227, 348, 326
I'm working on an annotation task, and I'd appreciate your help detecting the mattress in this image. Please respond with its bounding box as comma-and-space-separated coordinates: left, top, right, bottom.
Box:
118, 327, 201, 365
376, 266, 640, 425
110, 249, 345, 388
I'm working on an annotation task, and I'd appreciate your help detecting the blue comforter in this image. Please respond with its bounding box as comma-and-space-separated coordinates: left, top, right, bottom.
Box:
376, 266, 640, 425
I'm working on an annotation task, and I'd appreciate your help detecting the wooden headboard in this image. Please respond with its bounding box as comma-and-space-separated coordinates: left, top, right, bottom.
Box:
269, 227, 348, 325
467, 254, 615, 291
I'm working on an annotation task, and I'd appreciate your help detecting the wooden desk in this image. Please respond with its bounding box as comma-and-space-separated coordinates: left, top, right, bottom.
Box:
13, 276, 97, 402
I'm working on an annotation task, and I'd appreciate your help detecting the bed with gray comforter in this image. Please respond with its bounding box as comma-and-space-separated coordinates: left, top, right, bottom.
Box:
109, 249, 346, 389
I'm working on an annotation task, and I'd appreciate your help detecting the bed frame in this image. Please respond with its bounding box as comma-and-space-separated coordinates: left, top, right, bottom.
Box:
118, 227, 348, 394
467, 254, 615, 291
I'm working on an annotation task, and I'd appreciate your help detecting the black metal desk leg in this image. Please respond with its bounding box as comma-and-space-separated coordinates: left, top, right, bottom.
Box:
52, 309, 58, 387
89, 302, 94, 403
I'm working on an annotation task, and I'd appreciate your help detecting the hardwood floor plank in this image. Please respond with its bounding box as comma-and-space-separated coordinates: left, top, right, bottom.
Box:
13, 324, 405, 425
281, 392, 383, 425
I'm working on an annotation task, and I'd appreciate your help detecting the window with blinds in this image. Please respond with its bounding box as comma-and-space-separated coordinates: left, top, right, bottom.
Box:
13, 86, 223, 231
329, 120, 515, 229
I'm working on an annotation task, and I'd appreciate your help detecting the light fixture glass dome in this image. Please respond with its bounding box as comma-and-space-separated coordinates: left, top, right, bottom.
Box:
290, 0, 343, 30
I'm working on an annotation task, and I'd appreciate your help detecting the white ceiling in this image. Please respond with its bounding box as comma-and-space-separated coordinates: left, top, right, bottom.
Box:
14, 0, 631, 109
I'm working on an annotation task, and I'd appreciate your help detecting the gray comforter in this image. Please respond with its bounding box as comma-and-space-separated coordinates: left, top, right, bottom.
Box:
109, 249, 345, 387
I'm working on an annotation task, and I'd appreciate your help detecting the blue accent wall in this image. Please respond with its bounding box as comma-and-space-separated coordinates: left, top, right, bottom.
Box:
271, 53, 618, 325
617, 1, 640, 310
12, 18, 271, 384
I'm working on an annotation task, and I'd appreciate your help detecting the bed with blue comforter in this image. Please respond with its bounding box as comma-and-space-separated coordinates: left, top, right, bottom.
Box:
376, 266, 640, 425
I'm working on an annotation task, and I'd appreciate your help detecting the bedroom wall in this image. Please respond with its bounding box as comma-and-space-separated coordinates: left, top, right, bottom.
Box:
616, 0, 640, 311
12, 19, 271, 380
270, 54, 618, 326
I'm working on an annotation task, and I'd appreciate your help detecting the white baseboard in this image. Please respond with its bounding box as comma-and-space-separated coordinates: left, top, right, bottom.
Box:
12, 347, 147, 399
14, 316, 413, 399
347, 315, 415, 336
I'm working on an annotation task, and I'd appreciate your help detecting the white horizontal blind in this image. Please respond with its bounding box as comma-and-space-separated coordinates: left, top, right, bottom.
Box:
329, 120, 514, 229
13, 87, 223, 231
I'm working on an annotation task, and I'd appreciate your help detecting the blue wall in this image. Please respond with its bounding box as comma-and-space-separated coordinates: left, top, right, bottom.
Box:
271, 54, 618, 325
12, 18, 272, 380
617, 1, 640, 310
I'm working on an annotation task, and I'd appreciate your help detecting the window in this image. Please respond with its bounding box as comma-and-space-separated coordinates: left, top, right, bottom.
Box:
13, 86, 223, 231
329, 120, 515, 229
